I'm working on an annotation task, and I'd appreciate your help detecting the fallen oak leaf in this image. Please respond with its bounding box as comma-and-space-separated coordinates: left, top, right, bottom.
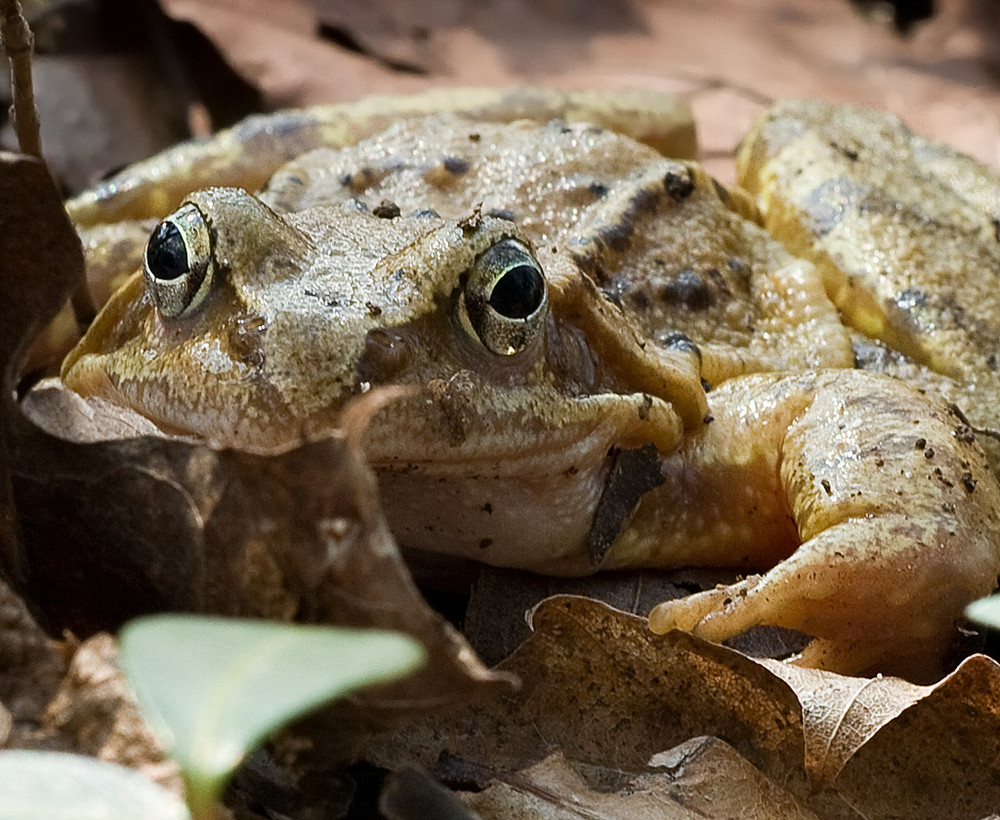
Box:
758, 658, 920, 792
835, 654, 1000, 820
461, 742, 821, 820
465, 565, 810, 667
11, 384, 514, 758
365, 595, 809, 798
0, 151, 85, 582
761, 653, 1000, 819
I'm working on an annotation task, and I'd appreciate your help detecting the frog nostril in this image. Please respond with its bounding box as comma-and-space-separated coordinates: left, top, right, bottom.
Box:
146, 221, 189, 281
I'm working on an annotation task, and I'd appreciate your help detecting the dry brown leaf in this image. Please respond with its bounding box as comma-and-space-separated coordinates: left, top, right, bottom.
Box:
0, 157, 80, 648
464, 566, 808, 667
41, 633, 181, 793
366, 595, 809, 796
759, 658, 923, 791
156, 0, 1000, 186
462, 742, 820, 820
9, 392, 513, 752
369, 596, 1000, 818
834, 655, 1000, 820
758, 655, 1000, 818
158, 0, 428, 105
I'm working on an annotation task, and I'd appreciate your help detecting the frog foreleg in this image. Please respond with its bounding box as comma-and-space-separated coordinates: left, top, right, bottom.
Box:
642, 369, 1000, 679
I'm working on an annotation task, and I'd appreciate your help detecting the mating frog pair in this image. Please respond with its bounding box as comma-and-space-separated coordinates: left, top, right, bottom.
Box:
57, 88, 1000, 678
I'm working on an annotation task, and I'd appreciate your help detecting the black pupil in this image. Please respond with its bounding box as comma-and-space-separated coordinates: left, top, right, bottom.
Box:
488, 264, 544, 319
146, 221, 189, 281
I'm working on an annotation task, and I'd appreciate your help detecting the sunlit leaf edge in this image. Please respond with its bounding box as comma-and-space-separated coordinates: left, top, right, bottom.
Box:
118, 615, 426, 786
0, 750, 189, 820
966, 594, 1000, 630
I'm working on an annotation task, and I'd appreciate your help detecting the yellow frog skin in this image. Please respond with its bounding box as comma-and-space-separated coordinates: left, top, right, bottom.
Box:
58, 88, 1000, 678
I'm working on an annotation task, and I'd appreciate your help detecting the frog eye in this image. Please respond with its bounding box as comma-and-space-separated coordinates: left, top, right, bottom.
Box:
459, 238, 548, 356
143, 203, 216, 318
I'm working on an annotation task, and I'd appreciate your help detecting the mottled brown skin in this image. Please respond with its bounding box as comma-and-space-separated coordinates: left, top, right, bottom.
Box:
59, 90, 1000, 678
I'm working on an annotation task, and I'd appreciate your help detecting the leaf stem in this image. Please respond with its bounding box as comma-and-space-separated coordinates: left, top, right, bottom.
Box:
0, 0, 42, 158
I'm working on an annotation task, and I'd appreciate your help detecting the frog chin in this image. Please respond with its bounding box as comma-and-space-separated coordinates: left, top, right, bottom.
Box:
368, 401, 678, 574
375, 452, 613, 574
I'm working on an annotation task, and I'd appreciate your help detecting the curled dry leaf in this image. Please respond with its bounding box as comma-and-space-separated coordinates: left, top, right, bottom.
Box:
0, 152, 79, 749
365, 595, 809, 796
465, 565, 810, 667
10, 387, 513, 752
0, 152, 85, 580
368, 596, 1000, 820
764, 655, 1000, 820
462, 743, 820, 820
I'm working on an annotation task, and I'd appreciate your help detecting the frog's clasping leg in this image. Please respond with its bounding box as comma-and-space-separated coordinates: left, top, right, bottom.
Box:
643, 369, 1000, 680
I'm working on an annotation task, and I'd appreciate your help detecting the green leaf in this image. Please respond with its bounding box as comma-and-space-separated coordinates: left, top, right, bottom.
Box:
966, 594, 1000, 631
0, 750, 190, 820
118, 615, 426, 818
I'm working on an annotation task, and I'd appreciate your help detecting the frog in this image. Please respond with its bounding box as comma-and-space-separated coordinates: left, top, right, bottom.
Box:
54, 87, 1000, 680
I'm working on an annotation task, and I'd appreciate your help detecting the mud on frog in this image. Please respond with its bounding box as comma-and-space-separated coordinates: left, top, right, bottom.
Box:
56, 87, 1000, 679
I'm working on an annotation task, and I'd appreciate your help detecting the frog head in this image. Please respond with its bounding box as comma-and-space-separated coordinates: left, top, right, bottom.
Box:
62, 188, 706, 569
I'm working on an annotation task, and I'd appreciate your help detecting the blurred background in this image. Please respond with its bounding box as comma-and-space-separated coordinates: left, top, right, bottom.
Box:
2, 0, 998, 192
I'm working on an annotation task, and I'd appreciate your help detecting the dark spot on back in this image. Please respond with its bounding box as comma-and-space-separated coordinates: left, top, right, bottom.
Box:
829, 140, 860, 161
705, 268, 731, 297
896, 287, 929, 310
373, 200, 401, 219
660, 269, 715, 310
442, 156, 470, 175
727, 257, 750, 277
623, 281, 652, 310
486, 207, 517, 222
340, 166, 386, 194
303, 288, 341, 308
589, 181, 610, 198
409, 208, 440, 219
597, 221, 634, 253
954, 424, 976, 444
804, 177, 868, 236
663, 169, 694, 200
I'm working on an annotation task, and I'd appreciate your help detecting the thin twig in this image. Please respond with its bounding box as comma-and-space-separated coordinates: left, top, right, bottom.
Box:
0, 0, 42, 158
